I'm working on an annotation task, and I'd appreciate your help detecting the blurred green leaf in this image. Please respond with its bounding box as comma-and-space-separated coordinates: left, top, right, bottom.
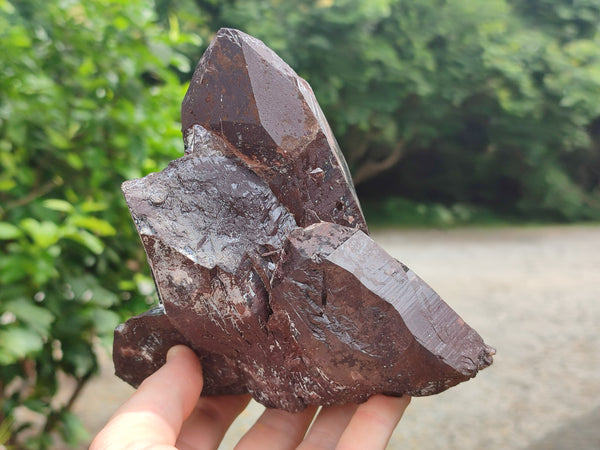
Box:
71, 216, 116, 236
0, 419, 11, 446
60, 341, 96, 379
57, 411, 89, 446
22, 398, 48, 415
64, 229, 104, 254
80, 201, 108, 213
20, 219, 62, 248
67, 274, 119, 307
0, 327, 44, 364
0, 222, 22, 240
65, 153, 84, 170
0, 178, 17, 191
4, 299, 55, 337
44, 127, 71, 150
87, 309, 120, 335
0, 255, 29, 284
42, 199, 74, 213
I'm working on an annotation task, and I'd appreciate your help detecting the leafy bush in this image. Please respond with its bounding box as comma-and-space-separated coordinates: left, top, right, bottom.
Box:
208, 0, 600, 220
0, 0, 204, 446
362, 197, 516, 228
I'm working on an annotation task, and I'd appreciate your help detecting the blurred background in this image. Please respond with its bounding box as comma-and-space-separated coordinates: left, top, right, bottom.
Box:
0, 0, 598, 448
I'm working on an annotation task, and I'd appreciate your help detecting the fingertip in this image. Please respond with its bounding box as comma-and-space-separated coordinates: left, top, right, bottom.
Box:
99, 345, 204, 447
164, 345, 203, 399
165, 345, 202, 376
364, 393, 411, 417
166, 344, 194, 361
378, 393, 411, 406
335, 394, 410, 449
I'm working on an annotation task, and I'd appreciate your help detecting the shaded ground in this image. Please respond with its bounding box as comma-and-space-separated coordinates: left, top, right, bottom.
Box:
70, 225, 600, 449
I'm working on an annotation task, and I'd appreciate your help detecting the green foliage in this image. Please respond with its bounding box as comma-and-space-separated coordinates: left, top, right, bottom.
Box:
0, 0, 205, 447
196, 0, 600, 221
364, 196, 526, 228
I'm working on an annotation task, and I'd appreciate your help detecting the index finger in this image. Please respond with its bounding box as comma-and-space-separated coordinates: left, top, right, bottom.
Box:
335, 395, 410, 450
90, 345, 203, 449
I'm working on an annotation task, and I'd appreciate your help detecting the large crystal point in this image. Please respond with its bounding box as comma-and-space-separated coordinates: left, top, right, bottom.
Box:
114, 28, 494, 412
181, 28, 366, 231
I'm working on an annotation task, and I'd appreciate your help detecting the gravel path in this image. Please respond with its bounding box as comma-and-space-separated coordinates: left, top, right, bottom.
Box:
71, 225, 600, 449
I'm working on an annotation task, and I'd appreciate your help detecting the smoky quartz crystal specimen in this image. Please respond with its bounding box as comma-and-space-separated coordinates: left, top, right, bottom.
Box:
114, 28, 494, 412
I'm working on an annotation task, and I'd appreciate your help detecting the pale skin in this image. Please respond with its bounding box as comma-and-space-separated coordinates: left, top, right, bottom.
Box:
91, 345, 410, 450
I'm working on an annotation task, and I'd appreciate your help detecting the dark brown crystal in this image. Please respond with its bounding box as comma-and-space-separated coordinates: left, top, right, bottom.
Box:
113, 28, 494, 412
181, 28, 366, 231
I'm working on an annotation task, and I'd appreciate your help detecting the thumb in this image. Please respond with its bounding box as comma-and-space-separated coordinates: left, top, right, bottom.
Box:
91, 345, 203, 449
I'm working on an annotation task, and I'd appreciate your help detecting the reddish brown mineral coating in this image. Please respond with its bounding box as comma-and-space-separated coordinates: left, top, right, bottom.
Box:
114, 305, 247, 396
113, 28, 494, 412
181, 28, 366, 231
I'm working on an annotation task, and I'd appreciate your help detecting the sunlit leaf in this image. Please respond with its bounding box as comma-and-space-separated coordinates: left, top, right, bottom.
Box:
0, 222, 21, 239
44, 127, 71, 149
0, 327, 44, 364
80, 200, 108, 213
4, 299, 55, 337
20, 218, 62, 248
65, 229, 105, 254
42, 198, 74, 213
66, 153, 84, 170
0, 178, 16, 191
71, 215, 117, 236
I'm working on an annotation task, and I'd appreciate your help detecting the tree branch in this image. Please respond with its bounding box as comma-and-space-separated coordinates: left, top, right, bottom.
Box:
41, 370, 93, 436
352, 139, 405, 185
2, 176, 63, 214
345, 126, 370, 167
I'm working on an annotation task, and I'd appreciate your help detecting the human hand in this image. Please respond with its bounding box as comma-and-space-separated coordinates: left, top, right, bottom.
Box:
91, 345, 410, 449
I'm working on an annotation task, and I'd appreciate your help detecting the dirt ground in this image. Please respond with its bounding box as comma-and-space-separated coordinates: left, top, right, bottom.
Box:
69, 225, 600, 449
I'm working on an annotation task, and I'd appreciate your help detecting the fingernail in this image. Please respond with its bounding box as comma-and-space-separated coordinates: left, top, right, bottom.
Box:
166, 345, 185, 362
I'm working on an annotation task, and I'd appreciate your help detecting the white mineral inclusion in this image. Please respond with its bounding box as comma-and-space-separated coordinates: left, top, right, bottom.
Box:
148, 185, 169, 205
170, 268, 193, 288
